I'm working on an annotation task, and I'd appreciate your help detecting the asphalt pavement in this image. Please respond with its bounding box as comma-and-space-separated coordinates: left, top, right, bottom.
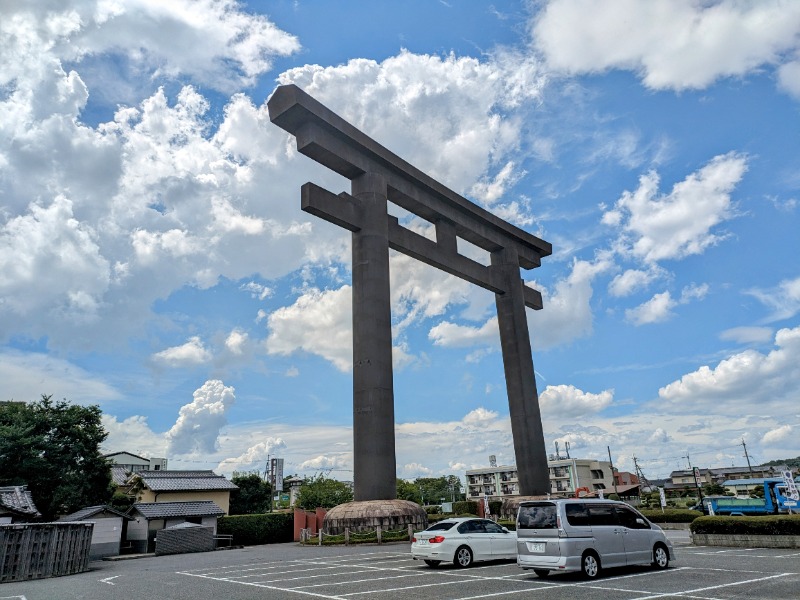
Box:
2, 530, 798, 600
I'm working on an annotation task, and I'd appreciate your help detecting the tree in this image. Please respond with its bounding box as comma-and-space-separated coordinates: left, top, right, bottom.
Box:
396, 479, 421, 504
702, 482, 727, 496
229, 472, 272, 514
0, 395, 112, 520
295, 475, 353, 509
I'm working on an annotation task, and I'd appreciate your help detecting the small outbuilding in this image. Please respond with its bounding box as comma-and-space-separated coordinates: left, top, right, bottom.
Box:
59, 505, 134, 559
126, 500, 225, 553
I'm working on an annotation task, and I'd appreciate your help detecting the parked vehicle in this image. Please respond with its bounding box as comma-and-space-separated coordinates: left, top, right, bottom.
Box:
702, 479, 795, 515
516, 499, 676, 579
411, 517, 516, 568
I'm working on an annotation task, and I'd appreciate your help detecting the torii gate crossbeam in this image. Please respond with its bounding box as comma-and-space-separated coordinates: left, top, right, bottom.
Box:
268, 84, 552, 500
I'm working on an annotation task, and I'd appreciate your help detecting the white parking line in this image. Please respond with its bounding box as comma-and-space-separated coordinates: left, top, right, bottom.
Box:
294, 572, 426, 589
627, 572, 795, 600
178, 571, 347, 600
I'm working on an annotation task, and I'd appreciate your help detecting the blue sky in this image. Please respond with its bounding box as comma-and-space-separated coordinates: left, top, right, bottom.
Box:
2, 0, 799, 483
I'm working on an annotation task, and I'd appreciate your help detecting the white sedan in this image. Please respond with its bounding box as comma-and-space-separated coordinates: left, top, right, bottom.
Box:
411, 517, 517, 568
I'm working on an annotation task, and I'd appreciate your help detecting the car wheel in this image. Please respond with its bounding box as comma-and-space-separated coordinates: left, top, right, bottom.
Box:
533, 569, 550, 578
581, 551, 600, 579
454, 545, 473, 568
424, 560, 441, 568
652, 543, 669, 569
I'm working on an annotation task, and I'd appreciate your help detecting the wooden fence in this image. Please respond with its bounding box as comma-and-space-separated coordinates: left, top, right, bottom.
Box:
0, 522, 94, 582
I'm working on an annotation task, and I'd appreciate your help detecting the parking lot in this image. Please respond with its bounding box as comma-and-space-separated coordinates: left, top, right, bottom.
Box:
2, 532, 799, 599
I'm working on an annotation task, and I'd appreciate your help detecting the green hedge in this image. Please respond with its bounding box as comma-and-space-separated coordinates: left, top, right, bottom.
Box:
498, 519, 516, 531
217, 512, 294, 546
453, 500, 478, 515
640, 508, 703, 523
489, 500, 503, 516
691, 515, 800, 536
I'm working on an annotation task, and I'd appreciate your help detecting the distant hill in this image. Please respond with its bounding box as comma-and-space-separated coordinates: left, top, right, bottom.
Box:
760, 457, 800, 469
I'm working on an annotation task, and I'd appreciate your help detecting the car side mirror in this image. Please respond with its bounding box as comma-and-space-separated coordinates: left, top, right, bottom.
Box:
502, 527, 509, 533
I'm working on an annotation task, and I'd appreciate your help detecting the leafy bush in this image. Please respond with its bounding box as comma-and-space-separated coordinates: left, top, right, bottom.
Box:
640, 508, 703, 523
488, 500, 503, 516
498, 519, 516, 531
691, 515, 800, 536
217, 512, 293, 546
424, 505, 441, 514
452, 500, 478, 515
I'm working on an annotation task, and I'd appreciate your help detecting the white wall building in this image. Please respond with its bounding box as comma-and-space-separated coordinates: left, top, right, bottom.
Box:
466, 458, 616, 501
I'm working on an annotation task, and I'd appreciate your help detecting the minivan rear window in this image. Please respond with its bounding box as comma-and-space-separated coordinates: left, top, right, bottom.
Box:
517, 502, 557, 529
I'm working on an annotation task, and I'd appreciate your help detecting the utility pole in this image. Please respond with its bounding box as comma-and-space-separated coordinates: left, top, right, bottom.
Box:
684, 453, 704, 503
742, 438, 754, 477
633, 456, 652, 491
607, 446, 619, 497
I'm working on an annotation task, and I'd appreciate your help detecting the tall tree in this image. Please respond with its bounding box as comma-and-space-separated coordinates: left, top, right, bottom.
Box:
295, 474, 353, 509
229, 472, 272, 514
0, 395, 112, 520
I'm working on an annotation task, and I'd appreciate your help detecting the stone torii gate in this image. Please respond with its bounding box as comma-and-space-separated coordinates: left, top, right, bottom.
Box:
268, 85, 552, 507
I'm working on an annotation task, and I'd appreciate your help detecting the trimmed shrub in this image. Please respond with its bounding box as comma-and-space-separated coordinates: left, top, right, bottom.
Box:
217, 512, 293, 546
489, 500, 503, 516
424, 505, 441, 514
691, 515, 800, 536
640, 508, 702, 523
453, 500, 478, 515
497, 519, 516, 531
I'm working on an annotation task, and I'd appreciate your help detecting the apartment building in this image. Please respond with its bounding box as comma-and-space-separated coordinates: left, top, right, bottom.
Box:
466, 458, 616, 501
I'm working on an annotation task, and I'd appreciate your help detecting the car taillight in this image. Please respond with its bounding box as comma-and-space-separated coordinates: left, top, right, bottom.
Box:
412, 536, 417, 542
429, 536, 446, 544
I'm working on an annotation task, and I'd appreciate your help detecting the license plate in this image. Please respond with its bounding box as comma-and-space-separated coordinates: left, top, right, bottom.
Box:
417, 539, 428, 545
528, 542, 546, 553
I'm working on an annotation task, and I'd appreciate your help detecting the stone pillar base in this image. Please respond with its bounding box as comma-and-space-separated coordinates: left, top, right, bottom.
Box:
322, 500, 427, 535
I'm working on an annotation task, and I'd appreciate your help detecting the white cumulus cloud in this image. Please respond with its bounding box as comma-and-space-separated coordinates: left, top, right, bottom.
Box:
539, 385, 613, 417
603, 153, 747, 263
166, 379, 235, 454
531, 0, 800, 92
152, 336, 212, 366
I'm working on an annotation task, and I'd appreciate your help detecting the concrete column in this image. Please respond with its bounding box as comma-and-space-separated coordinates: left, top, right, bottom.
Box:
491, 246, 549, 495
351, 172, 397, 501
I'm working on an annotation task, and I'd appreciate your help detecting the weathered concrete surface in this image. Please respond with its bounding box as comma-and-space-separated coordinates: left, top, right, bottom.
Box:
692, 533, 800, 548
323, 500, 427, 535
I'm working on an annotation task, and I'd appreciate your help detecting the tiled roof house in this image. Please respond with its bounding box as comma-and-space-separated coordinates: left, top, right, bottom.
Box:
131, 470, 238, 514
0, 486, 41, 522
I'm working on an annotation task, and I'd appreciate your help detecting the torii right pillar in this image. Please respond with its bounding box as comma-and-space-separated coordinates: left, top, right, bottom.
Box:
493, 246, 548, 495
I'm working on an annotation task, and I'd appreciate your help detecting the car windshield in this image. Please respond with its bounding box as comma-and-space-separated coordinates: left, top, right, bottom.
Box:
426, 521, 457, 531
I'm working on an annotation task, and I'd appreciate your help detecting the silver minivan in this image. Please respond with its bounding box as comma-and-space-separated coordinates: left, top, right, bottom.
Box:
516, 499, 675, 579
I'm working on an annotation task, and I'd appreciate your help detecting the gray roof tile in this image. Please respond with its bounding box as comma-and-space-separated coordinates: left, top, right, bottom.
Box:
137, 470, 238, 492
59, 505, 133, 522
131, 501, 225, 519
0, 486, 40, 517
